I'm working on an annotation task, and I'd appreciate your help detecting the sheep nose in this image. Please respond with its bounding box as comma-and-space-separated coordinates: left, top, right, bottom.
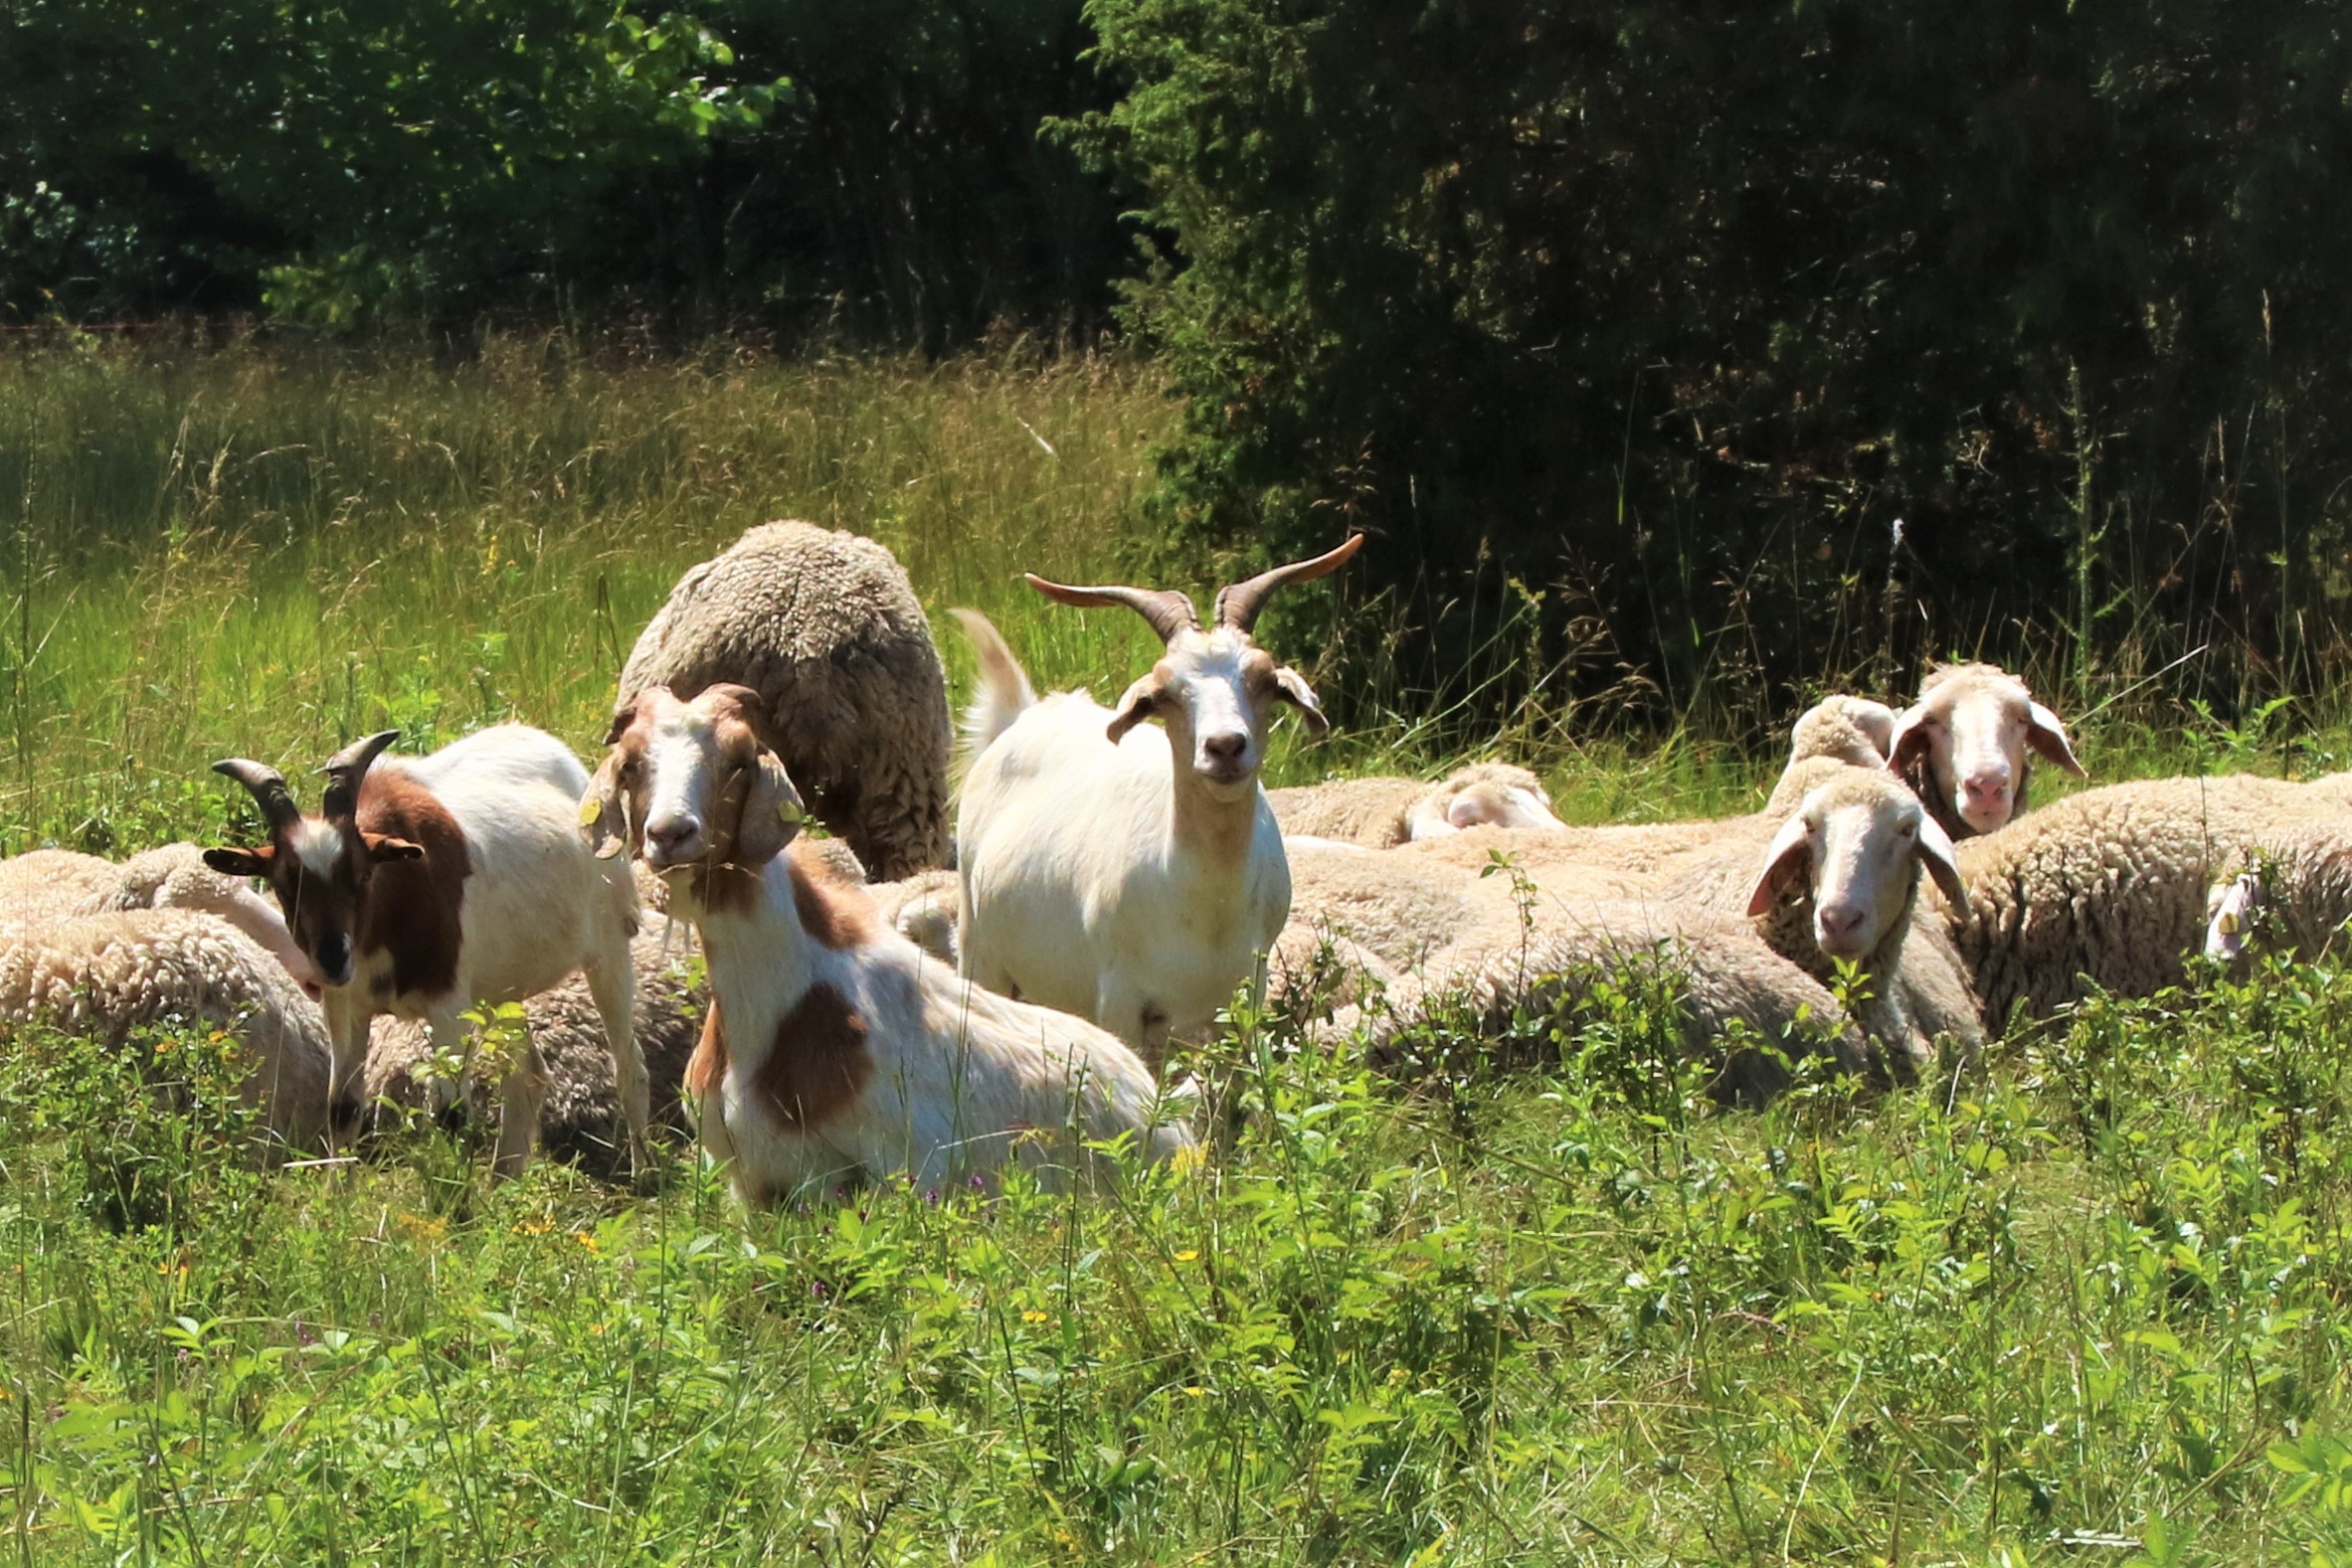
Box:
1961, 767, 2012, 806
1816, 901, 1868, 954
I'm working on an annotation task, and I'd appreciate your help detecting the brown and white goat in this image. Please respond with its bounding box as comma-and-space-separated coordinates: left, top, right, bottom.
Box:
206, 725, 645, 1178
588, 684, 1191, 1203
953, 535, 1363, 1062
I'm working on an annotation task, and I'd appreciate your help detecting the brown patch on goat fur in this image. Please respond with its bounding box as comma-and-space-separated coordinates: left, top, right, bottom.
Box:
753, 981, 873, 1129
353, 767, 472, 999
686, 1002, 729, 1101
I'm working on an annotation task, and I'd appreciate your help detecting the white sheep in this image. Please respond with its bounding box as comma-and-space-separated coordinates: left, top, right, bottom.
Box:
1764, 696, 1898, 811
953, 535, 1364, 1062
0, 909, 333, 1149
1889, 662, 2085, 839
587, 683, 1191, 1202
205, 724, 645, 1179
615, 521, 953, 881
1267, 761, 1567, 849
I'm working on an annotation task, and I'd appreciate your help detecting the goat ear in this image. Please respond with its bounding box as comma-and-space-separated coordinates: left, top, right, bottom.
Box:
1105, 675, 1164, 745
1268, 665, 1331, 737
203, 845, 273, 879
1914, 815, 1967, 907
1885, 708, 1934, 774
580, 750, 634, 861
2025, 700, 2086, 777
364, 834, 425, 863
732, 750, 805, 868
1746, 814, 1813, 917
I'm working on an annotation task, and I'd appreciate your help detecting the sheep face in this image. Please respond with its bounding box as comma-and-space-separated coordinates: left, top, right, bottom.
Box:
590, 684, 804, 880
1889, 664, 2084, 836
1410, 765, 1568, 838
1747, 774, 1965, 964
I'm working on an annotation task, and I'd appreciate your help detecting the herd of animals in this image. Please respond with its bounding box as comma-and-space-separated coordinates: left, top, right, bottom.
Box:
1, 517, 2347, 1206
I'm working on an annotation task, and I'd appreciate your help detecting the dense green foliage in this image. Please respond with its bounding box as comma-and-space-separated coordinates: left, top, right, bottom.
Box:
1076, 0, 2352, 732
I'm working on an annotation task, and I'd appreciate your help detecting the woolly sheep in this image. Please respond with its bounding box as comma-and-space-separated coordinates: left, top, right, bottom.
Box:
365, 929, 705, 1179
615, 521, 952, 882
0, 909, 332, 1148
1890, 662, 2085, 840
1764, 696, 1897, 812
1267, 762, 1568, 849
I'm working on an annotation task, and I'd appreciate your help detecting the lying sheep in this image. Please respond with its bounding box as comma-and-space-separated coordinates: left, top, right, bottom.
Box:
1266, 762, 1566, 849
1765, 696, 1897, 812
0, 909, 332, 1148
616, 521, 953, 882
1890, 662, 2085, 840
363, 929, 705, 1179
0, 843, 324, 993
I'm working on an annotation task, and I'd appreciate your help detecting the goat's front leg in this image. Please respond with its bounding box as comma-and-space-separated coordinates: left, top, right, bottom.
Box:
1094, 972, 1168, 1071
583, 947, 651, 1173
319, 987, 374, 1145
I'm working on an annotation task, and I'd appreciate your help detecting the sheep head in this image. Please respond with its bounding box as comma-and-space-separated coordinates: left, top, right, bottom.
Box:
1747, 771, 1965, 966
1027, 534, 1364, 802
202, 730, 419, 989
1407, 763, 1568, 839
1888, 663, 2084, 837
589, 685, 805, 899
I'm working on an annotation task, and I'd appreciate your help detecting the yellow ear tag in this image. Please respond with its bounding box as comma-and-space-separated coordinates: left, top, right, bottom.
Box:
779, 799, 803, 829
578, 792, 603, 827
2217, 911, 2241, 937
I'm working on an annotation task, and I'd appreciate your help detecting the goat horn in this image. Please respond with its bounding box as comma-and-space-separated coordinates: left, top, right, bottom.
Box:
211, 758, 301, 830
319, 729, 400, 820
1024, 575, 1199, 645
1213, 533, 1366, 634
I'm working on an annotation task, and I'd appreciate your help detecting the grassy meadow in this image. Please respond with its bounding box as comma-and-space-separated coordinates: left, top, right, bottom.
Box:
8, 337, 2352, 1563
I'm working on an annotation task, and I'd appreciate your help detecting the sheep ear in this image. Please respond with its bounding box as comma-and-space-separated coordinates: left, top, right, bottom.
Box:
364, 834, 425, 863
733, 750, 805, 868
1105, 675, 1164, 745
1914, 815, 1967, 906
1886, 709, 1934, 774
1268, 665, 1331, 737
2025, 701, 2086, 777
1747, 815, 1813, 917
581, 751, 633, 861
203, 845, 273, 879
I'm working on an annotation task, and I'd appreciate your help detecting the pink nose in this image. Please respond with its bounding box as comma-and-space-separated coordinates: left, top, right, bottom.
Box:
644, 815, 700, 855
1816, 901, 1867, 952
1962, 768, 2012, 808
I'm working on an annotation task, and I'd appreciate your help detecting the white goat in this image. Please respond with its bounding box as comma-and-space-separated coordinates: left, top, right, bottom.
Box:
588, 684, 1190, 1202
205, 726, 644, 1179
953, 536, 1363, 1062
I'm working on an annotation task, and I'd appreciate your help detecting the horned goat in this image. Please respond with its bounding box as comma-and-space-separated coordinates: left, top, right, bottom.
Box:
205, 724, 645, 1179
953, 535, 1364, 1062
589, 683, 1192, 1203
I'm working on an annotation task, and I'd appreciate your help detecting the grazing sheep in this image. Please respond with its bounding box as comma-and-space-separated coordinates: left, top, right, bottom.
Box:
0, 909, 332, 1147
206, 725, 645, 1180
364, 929, 705, 1179
1935, 773, 2315, 1024
1269, 762, 1567, 849
615, 521, 952, 881
954, 536, 1363, 1062
589, 683, 1193, 1203
1890, 663, 2085, 840
1326, 902, 1874, 1106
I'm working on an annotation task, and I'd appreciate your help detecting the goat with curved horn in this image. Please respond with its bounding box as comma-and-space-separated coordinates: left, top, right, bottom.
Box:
212, 758, 302, 830
1214, 533, 1365, 634
320, 729, 402, 820
1023, 577, 1199, 645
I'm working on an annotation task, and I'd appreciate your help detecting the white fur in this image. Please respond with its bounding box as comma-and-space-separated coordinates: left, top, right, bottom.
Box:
954, 612, 1296, 1060
314, 724, 645, 1179
1889, 664, 2084, 838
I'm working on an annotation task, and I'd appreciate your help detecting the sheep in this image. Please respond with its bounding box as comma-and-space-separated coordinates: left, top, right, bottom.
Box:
0, 909, 333, 1148
615, 521, 952, 882
1267, 761, 1567, 849
1764, 696, 1897, 812
205, 724, 646, 1180
864, 868, 962, 965
0, 843, 325, 993
1932, 773, 2318, 1024
953, 535, 1364, 1063
587, 683, 1192, 1202
0, 848, 115, 931
1889, 662, 2085, 840
364, 929, 705, 1179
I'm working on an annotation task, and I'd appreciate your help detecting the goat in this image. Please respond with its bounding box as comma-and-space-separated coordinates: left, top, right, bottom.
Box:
587, 684, 1191, 1201
206, 725, 645, 1179
953, 534, 1363, 1063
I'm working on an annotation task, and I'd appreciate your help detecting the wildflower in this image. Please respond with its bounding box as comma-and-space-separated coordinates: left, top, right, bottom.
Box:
1021, 1309, 1049, 1324
397, 1213, 451, 1245
1181, 1386, 1205, 1398
573, 1230, 600, 1253
1174, 1249, 1199, 1263
512, 1217, 554, 1236
1170, 1143, 1207, 1177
